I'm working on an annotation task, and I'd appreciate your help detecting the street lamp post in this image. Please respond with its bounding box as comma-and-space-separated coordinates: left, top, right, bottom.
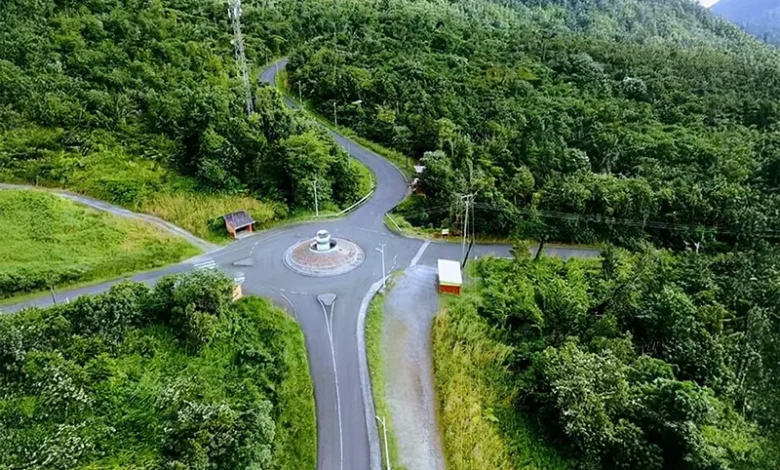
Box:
313, 176, 319, 217
376, 415, 392, 470
375, 244, 386, 291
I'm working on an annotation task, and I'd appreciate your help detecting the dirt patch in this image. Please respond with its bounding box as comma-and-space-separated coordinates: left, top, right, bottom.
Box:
383, 265, 446, 470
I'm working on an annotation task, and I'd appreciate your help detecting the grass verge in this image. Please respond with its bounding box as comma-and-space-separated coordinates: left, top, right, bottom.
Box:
366, 289, 407, 470
0, 190, 200, 300
432, 291, 572, 470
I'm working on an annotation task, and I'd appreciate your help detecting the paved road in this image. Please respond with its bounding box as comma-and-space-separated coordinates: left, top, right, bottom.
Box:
3, 59, 600, 470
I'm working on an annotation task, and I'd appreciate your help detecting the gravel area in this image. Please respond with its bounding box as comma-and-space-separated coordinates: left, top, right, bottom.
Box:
383, 265, 446, 470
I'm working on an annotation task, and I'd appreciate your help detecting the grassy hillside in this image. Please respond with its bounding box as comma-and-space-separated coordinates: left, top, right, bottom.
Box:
0, 190, 199, 299
0, 272, 316, 469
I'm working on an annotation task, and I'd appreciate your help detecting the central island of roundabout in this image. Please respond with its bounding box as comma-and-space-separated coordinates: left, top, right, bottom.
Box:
284, 229, 365, 277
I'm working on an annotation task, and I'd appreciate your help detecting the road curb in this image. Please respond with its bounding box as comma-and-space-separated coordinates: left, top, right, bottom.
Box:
357, 276, 389, 470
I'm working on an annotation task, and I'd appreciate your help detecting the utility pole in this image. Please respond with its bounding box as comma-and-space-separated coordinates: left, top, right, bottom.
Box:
334, 102, 338, 127
49, 282, 57, 306
375, 244, 387, 291
297, 81, 302, 103
460, 194, 476, 262
227, 0, 253, 116
376, 415, 392, 470
313, 176, 319, 217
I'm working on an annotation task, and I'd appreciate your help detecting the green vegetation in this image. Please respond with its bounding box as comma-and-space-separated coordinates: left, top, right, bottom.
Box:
0, 271, 316, 469
432, 245, 780, 470
0, 190, 199, 299
433, 295, 571, 470
276, 68, 414, 180
282, 0, 780, 247
366, 290, 406, 470
0, 0, 368, 241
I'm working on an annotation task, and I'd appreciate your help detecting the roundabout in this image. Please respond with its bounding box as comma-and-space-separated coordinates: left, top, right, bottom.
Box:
283, 229, 365, 277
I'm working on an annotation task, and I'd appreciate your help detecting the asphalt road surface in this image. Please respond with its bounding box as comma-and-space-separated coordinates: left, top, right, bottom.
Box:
3, 59, 600, 470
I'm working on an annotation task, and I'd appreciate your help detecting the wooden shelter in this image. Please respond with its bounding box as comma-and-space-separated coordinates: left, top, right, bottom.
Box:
222, 211, 255, 239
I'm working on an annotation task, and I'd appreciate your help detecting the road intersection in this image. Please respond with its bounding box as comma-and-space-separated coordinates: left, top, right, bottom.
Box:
2, 59, 599, 470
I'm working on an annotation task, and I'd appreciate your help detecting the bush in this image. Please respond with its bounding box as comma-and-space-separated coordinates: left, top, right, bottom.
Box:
0, 273, 315, 469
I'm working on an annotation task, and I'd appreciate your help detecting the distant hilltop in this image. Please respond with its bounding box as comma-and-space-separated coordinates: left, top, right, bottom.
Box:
711, 0, 780, 45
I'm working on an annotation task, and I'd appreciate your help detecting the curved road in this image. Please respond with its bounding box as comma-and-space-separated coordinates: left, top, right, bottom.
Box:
3, 59, 599, 470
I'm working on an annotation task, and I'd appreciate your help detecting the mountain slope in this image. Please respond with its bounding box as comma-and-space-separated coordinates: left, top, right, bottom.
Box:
712, 0, 780, 44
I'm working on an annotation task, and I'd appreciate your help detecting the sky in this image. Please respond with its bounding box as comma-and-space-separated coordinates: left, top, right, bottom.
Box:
698, 0, 719, 7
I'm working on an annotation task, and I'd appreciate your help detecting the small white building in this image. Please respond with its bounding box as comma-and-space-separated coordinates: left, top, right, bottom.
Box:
437, 259, 463, 295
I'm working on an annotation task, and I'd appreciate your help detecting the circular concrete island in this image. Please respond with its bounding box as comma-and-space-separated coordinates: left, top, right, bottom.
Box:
283, 230, 365, 277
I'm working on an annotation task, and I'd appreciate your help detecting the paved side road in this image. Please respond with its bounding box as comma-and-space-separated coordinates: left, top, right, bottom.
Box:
383, 265, 447, 470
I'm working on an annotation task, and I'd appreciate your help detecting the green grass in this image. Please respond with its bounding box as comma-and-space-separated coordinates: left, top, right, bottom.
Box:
432, 292, 573, 470
276, 69, 414, 180
0, 132, 291, 243
0, 190, 200, 299
366, 289, 407, 470
139, 192, 284, 243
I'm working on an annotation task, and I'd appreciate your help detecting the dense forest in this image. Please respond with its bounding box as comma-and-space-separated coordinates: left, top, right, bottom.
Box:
0, 271, 315, 469
280, 0, 780, 246
0, 0, 366, 239
435, 245, 780, 470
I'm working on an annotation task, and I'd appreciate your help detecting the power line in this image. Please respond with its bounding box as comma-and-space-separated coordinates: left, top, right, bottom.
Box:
411, 201, 780, 238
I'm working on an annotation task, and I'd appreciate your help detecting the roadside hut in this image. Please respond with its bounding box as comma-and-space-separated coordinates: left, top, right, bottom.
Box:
437, 259, 463, 295
222, 211, 255, 239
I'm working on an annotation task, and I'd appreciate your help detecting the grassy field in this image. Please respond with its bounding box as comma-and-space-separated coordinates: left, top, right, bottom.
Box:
432, 293, 573, 470
0, 190, 200, 299
366, 290, 407, 470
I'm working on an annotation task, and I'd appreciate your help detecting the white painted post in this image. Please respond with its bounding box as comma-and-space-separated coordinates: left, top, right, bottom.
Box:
376, 415, 392, 470
376, 244, 386, 291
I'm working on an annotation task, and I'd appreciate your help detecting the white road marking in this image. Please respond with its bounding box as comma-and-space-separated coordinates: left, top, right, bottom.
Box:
193, 258, 217, 270
319, 298, 345, 470
410, 241, 430, 267
356, 227, 383, 234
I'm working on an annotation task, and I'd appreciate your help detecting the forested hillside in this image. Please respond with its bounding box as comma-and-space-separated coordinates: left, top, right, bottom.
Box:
0, 0, 366, 239
712, 0, 780, 45
277, 0, 780, 247
435, 247, 780, 470
0, 271, 316, 469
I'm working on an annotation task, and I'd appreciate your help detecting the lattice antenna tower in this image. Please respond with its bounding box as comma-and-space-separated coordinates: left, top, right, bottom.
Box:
228, 0, 253, 116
